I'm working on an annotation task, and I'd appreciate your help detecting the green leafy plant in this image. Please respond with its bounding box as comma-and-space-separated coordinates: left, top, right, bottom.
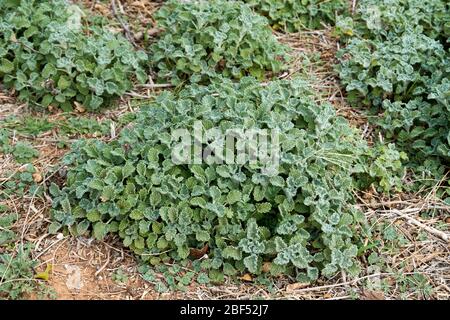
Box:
0, 164, 42, 199
151, 0, 289, 85
50, 78, 370, 281
336, 31, 447, 107
0, 244, 52, 300
356, 143, 408, 192
335, 0, 450, 183
1, 117, 54, 137
375, 97, 450, 162
0, 129, 11, 154
139, 262, 202, 291
0, 0, 148, 111
244, 0, 348, 31
111, 268, 129, 284
11, 142, 39, 164
0, 128, 39, 163
0, 206, 17, 247
334, 0, 449, 42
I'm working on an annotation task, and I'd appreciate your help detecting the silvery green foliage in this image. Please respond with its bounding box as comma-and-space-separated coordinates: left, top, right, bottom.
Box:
0, 0, 148, 111
335, 0, 449, 41
50, 78, 368, 280
335, 0, 450, 165
336, 31, 447, 107
355, 143, 408, 192
151, 0, 289, 85
243, 0, 348, 31
0, 244, 42, 299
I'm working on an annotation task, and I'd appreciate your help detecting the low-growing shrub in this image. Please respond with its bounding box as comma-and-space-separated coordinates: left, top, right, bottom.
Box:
50, 78, 369, 281
0, 206, 17, 247
244, 0, 348, 31
336, 31, 447, 107
0, 244, 52, 299
0, 0, 148, 111
355, 143, 408, 193
150, 0, 288, 85
334, 0, 449, 42
0, 164, 43, 199
335, 0, 450, 168
375, 97, 450, 161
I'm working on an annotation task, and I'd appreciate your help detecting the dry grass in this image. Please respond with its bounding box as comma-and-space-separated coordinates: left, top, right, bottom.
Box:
0, 0, 449, 300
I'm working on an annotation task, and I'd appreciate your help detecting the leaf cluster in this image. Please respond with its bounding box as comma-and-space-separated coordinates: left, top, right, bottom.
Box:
0, 205, 17, 247
244, 0, 348, 31
151, 0, 289, 85
0, 243, 53, 299
0, 129, 39, 164
0, 0, 148, 111
334, 0, 449, 41
335, 0, 450, 168
355, 143, 408, 193
50, 78, 369, 280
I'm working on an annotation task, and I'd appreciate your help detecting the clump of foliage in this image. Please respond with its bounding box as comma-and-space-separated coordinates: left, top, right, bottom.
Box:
0, 129, 12, 155
0, 243, 53, 299
11, 142, 39, 164
334, 0, 449, 42
336, 32, 447, 107
0, 164, 43, 199
355, 143, 408, 193
0, 205, 16, 247
0, 129, 39, 164
244, 0, 348, 31
0, 203, 52, 299
0, 0, 148, 111
335, 0, 450, 176
50, 78, 371, 281
151, 0, 289, 85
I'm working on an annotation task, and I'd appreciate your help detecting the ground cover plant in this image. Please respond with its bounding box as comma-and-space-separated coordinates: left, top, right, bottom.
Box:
0, 243, 53, 299
0, 173, 53, 300
244, 0, 348, 31
334, 0, 449, 42
335, 0, 450, 188
150, 0, 289, 85
0, 0, 148, 111
49, 78, 374, 281
0, 0, 448, 301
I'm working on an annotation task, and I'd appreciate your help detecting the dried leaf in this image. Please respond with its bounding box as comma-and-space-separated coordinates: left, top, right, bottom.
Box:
262, 262, 271, 273
74, 101, 86, 113
147, 28, 164, 37
135, 28, 164, 40
189, 244, 209, 259
240, 273, 253, 282
361, 289, 385, 300
286, 282, 310, 293
32, 172, 43, 183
